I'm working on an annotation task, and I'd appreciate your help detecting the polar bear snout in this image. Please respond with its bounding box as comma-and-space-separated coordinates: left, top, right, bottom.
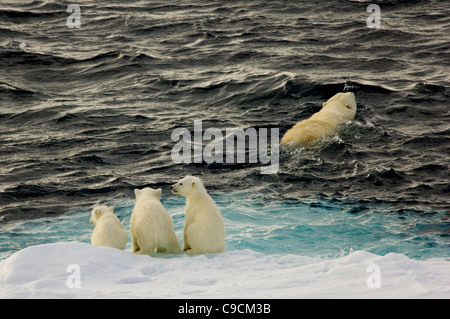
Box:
171, 177, 197, 197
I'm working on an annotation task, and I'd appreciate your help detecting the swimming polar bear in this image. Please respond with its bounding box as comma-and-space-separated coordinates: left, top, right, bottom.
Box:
130, 187, 181, 256
171, 176, 226, 255
281, 92, 357, 145
90, 205, 128, 250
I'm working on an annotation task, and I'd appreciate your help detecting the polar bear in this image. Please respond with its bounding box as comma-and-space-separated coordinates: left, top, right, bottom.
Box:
130, 187, 181, 256
90, 205, 128, 250
171, 176, 226, 255
281, 92, 357, 145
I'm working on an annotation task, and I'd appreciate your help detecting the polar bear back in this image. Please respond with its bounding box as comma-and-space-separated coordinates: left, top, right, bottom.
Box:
185, 193, 225, 232
91, 210, 127, 250
281, 92, 356, 145
132, 197, 175, 239
131, 188, 181, 255
282, 118, 337, 144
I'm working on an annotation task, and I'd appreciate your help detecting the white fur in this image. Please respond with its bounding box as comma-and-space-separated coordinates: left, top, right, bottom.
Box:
90, 205, 127, 250
171, 176, 226, 255
130, 187, 181, 256
281, 92, 357, 145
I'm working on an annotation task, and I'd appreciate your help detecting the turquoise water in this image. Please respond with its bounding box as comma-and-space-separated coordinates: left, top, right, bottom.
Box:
1, 192, 449, 261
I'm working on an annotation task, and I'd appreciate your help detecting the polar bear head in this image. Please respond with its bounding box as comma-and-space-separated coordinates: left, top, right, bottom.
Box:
134, 187, 162, 201
171, 175, 206, 197
322, 92, 357, 120
89, 205, 114, 225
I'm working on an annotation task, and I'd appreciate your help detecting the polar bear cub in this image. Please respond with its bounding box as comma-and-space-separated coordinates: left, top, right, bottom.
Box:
130, 187, 181, 256
171, 176, 226, 255
90, 205, 128, 250
281, 92, 357, 145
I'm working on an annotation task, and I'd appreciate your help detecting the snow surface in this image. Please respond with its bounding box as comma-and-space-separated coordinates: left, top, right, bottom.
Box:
0, 241, 449, 298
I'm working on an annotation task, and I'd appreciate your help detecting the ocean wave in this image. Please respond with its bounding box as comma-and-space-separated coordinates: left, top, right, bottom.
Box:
0, 82, 36, 95
414, 82, 450, 96
0, 9, 62, 19
0, 0, 448, 221
0, 50, 76, 66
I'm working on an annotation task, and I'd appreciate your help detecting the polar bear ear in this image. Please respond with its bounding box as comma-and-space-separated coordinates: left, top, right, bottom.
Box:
156, 188, 162, 198
108, 206, 114, 213
134, 189, 141, 198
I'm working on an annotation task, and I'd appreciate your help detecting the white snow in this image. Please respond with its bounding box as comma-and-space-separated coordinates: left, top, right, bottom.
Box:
0, 241, 449, 299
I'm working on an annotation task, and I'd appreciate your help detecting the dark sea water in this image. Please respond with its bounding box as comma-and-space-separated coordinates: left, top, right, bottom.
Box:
0, 0, 449, 235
